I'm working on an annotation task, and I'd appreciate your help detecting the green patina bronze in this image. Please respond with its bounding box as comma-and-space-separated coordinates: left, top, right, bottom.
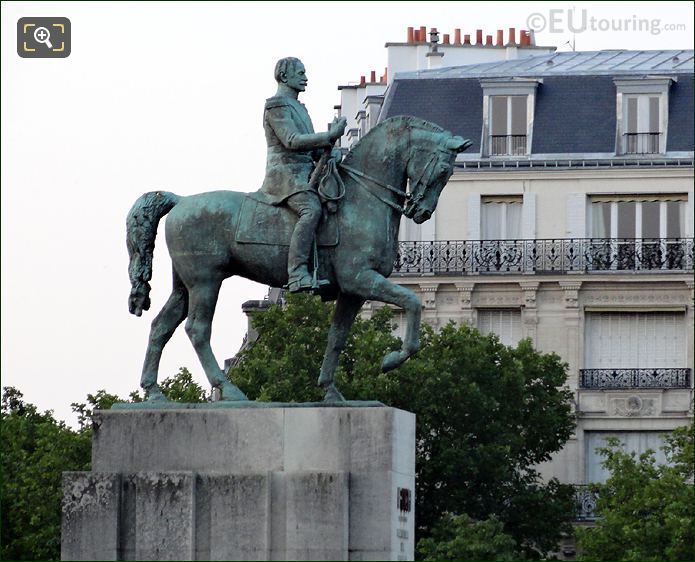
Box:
126, 57, 471, 404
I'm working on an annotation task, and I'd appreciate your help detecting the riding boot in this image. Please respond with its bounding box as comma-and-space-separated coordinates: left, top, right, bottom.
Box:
286, 192, 326, 292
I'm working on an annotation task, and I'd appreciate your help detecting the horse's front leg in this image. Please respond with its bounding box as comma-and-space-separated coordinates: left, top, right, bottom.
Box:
318, 292, 364, 402
340, 270, 421, 372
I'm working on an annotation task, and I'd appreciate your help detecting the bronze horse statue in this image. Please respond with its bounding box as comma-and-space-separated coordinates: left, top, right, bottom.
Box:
126, 116, 471, 402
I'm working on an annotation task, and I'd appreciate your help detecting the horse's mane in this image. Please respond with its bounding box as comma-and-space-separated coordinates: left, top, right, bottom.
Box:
342, 116, 445, 166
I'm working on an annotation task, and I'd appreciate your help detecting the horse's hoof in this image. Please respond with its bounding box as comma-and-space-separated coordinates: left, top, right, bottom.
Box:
145, 385, 169, 402
219, 382, 248, 402
323, 383, 347, 403
381, 351, 403, 372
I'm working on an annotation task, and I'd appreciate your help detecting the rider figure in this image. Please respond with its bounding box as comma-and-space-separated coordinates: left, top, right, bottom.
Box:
260, 57, 347, 292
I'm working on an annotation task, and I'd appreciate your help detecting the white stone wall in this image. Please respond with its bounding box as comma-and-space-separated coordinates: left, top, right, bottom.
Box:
387, 165, 694, 487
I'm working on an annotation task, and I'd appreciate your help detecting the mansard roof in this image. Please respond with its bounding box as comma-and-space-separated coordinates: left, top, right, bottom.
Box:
380, 50, 694, 155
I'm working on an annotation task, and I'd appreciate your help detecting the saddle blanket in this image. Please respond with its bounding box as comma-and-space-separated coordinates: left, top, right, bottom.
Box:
235, 192, 339, 247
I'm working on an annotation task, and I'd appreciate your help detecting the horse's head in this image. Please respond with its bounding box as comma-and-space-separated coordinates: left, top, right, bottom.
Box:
404, 129, 472, 223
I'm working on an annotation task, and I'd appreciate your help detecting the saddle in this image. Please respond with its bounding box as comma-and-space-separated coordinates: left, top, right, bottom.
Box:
235, 192, 339, 247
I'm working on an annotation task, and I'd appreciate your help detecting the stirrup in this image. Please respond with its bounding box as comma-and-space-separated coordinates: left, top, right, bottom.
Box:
285, 274, 330, 294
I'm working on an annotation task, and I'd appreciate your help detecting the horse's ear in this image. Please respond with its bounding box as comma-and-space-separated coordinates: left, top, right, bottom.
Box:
447, 136, 473, 153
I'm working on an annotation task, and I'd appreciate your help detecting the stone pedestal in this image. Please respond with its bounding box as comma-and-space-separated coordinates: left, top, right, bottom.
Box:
62, 407, 415, 561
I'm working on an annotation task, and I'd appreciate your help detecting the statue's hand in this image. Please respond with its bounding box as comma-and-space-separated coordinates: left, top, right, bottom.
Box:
328, 116, 348, 141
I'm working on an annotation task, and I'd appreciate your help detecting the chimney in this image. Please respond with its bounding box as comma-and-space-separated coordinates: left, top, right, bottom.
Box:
359, 75, 366, 86
463, 34, 471, 45
454, 28, 461, 44
443, 33, 450, 44
407, 26, 414, 43
496, 29, 504, 46
476, 29, 483, 44
520, 30, 529, 46
382, 67, 388, 82
370, 70, 376, 83
486, 34, 493, 46
419, 26, 426, 42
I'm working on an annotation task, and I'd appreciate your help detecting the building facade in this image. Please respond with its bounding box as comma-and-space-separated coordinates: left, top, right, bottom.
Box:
334, 31, 694, 513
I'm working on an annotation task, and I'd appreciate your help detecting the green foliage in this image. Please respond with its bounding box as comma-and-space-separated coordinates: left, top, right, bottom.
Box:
231, 293, 334, 402
417, 513, 521, 561
158, 367, 209, 403
1, 387, 91, 561
577, 424, 694, 562
230, 295, 576, 557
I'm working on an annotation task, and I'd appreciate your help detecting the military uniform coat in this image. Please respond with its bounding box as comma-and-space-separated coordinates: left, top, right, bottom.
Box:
259, 95, 332, 204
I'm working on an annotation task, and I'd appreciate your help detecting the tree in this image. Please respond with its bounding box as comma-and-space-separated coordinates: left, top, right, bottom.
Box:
577, 424, 694, 562
230, 293, 577, 557
1, 387, 91, 561
417, 513, 521, 561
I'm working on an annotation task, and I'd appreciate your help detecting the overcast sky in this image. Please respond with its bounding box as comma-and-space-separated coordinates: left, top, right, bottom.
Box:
2, 1, 693, 425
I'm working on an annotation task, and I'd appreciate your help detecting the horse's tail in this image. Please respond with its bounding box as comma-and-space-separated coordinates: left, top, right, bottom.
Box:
126, 191, 180, 317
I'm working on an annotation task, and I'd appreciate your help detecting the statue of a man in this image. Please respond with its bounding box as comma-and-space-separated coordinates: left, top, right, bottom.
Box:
259, 57, 347, 292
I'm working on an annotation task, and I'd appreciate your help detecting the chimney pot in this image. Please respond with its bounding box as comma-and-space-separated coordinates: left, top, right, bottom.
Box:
443, 33, 450, 44
383, 67, 388, 82
486, 34, 493, 46
407, 26, 414, 43
519, 30, 528, 46
496, 29, 503, 46
463, 34, 471, 45
359, 75, 366, 86
454, 28, 461, 44
476, 29, 483, 44
420, 26, 426, 42
370, 70, 376, 82
508, 27, 516, 45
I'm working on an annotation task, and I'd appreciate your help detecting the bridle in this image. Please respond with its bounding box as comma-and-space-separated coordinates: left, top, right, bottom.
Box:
339, 126, 447, 216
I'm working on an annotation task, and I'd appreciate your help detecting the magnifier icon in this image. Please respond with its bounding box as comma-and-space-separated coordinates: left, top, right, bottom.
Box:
33, 26, 53, 49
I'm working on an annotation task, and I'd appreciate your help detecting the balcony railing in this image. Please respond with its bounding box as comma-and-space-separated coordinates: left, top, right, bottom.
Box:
579, 368, 691, 390
623, 132, 661, 155
393, 238, 694, 275
575, 485, 599, 521
490, 134, 527, 156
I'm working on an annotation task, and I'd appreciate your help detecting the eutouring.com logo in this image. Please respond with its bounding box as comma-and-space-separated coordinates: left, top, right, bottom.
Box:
18, 17, 71, 58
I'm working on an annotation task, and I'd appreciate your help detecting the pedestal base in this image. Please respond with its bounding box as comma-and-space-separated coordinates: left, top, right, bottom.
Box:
62, 407, 415, 561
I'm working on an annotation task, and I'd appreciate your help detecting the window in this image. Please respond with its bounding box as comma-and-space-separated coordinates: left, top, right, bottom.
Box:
490, 96, 527, 156
623, 95, 661, 154
481, 196, 522, 240
480, 78, 541, 158
586, 431, 669, 483
589, 195, 687, 270
614, 77, 675, 155
584, 311, 686, 369
477, 309, 521, 347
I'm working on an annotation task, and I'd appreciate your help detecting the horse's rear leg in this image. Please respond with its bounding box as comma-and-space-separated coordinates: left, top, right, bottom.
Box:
341, 270, 421, 372
141, 269, 188, 401
185, 280, 248, 401
318, 293, 364, 402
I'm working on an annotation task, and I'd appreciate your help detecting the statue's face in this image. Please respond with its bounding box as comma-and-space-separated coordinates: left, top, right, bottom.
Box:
284, 62, 308, 92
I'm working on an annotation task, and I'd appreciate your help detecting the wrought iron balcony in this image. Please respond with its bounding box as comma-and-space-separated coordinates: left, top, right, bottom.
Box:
575, 485, 599, 521
579, 368, 691, 390
622, 132, 661, 155
393, 238, 694, 275
489, 134, 527, 156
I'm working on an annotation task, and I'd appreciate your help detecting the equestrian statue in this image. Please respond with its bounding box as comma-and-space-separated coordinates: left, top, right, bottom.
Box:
126, 57, 472, 403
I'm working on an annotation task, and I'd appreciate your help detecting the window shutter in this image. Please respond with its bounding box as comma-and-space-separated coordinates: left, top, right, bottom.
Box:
566, 194, 587, 238
468, 193, 481, 241
585, 312, 685, 369
478, 309, 521, 347
522, 193, 536, 239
